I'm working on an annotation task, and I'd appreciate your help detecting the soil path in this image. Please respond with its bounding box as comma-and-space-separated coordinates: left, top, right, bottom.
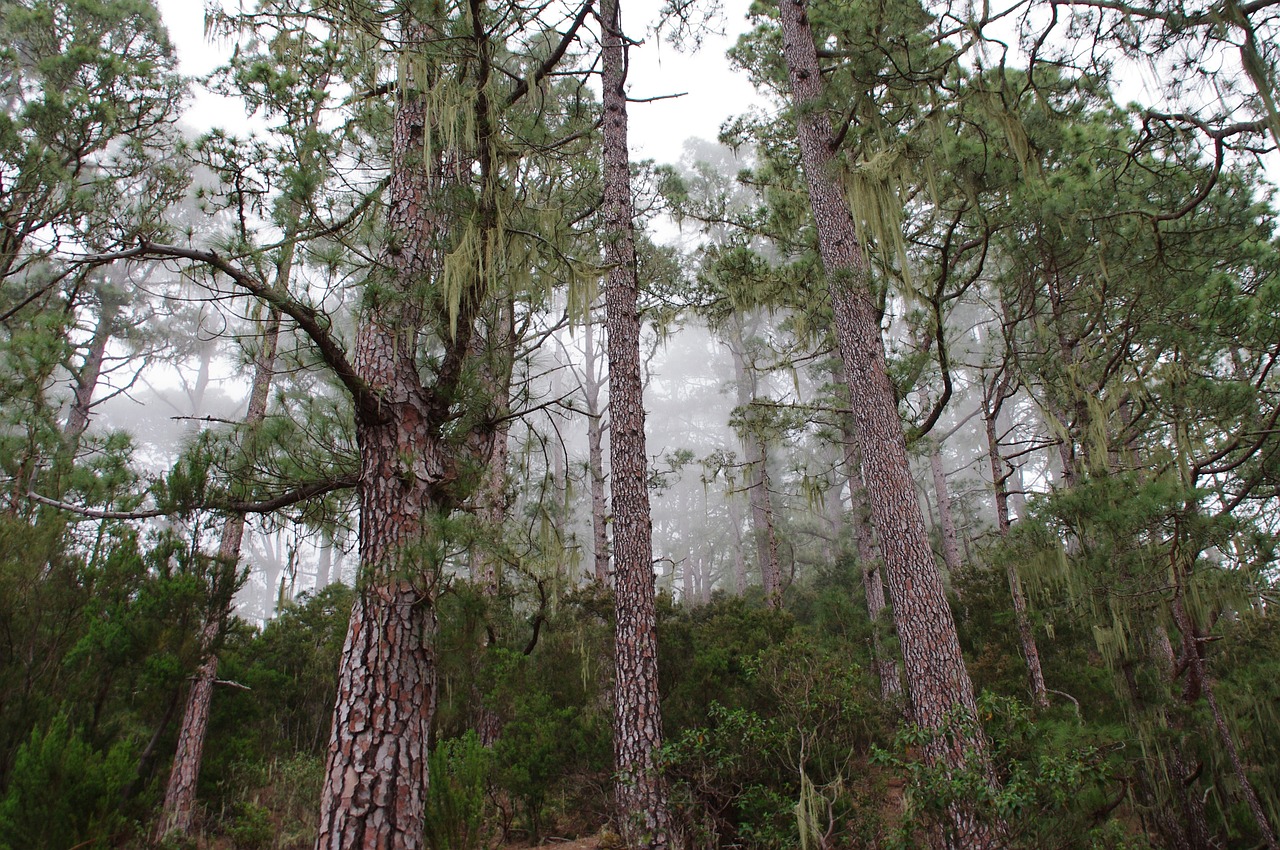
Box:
505, 838, 601, 850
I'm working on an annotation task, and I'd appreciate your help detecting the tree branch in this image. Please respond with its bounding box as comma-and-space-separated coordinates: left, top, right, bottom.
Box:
505, 0, 595, 108
81, 242, 385, 424
28, 473, 358, 521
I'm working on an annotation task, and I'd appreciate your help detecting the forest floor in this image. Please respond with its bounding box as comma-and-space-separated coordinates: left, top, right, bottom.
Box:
503, 836, 602, 850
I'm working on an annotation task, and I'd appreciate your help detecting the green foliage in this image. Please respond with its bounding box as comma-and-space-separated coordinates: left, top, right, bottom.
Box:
0, 716, 135, 850
870, 694, 1128, 849
227, 801, 274, 850
425, 732, 494, 850
660, 592, 892, 849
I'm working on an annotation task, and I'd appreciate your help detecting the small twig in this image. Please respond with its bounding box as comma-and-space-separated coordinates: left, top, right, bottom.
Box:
214, 678, 252, 691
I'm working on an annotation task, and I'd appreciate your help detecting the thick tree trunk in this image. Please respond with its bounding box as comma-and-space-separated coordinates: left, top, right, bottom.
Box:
600, 0, 671, 843
928, 443, 962, 580
773, 0, 1000, 842
316, 29, 452, 847
728, 318, 782, 607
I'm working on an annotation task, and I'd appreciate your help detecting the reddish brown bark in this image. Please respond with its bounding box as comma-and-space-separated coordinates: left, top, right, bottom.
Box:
600, 0, 672, 843
158, 304, 280, 838
316, 23, 454, 847
773, 0, 1000, 842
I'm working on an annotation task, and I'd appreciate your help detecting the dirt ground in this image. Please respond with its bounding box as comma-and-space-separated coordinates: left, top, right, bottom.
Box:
505, 837, 602, 850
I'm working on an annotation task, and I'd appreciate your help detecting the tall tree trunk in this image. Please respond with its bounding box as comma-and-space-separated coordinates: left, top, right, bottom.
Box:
983, 400, 1048, 708
584, 304, 611, 584
728, 492, 748, 596
158, 83, 327, 824
316, 27, 451, 846
842, 423, 902, 702
928, 442, 963, 580
470, 318, 512, 748
158, 305, 281, 839
727, 317, 782, 607
773, 1, 1000, 842
600, 0, 671, 843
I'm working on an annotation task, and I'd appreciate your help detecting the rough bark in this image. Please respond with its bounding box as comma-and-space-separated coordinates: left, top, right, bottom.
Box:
727, 317, 782, 607
773, 0, 1000, 842
470, 301, 514, 748
316, 25, 452, 847
600, 0, 672, 843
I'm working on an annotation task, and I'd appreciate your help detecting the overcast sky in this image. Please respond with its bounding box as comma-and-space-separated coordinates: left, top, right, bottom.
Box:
154, 0, 759, 166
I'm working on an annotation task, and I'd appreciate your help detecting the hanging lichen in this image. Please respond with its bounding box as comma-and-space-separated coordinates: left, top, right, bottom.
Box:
839, 140, 918, 299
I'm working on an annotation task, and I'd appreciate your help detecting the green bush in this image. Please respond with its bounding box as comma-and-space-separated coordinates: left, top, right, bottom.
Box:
0, 715, 135, 850
226, 801, 274, 850
425, 731, 494, 850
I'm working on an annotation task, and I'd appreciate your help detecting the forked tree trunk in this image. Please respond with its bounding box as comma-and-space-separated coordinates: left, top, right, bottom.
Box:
773, 0, 1001, 843
600, 0, 671, 843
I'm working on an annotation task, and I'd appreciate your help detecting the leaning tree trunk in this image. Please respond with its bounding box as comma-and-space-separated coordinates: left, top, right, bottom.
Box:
984, 400, 1049, 709
773, 0, 1002, 843
600, 0, 672, 843
62, 288, 121, 451
157, 308, 281, 840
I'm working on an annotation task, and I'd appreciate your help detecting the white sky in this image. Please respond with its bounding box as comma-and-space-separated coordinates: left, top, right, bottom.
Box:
154, 0, 760, 166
